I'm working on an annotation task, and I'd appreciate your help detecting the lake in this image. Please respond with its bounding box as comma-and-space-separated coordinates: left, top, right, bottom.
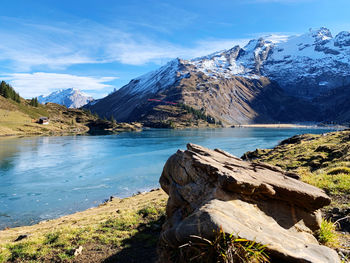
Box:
0, 127, 335, 229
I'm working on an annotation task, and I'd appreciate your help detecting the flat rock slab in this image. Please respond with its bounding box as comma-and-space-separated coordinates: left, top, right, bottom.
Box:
159, 143, 340, 263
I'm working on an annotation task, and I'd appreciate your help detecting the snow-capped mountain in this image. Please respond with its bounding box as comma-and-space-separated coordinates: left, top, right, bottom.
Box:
190, 27, 350, 98
38, 88, 94, 108
88, 27, 350, 125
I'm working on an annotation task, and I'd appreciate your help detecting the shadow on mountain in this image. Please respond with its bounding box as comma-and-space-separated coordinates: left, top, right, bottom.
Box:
250, 79, 320, 124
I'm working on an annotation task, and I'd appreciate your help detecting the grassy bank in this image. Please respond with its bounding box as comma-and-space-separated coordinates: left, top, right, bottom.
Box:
242, 130, 350, 198
243, 129, 350, 252
0, 190, 167, 263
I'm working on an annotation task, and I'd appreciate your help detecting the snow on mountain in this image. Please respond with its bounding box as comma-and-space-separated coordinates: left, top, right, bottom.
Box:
88, 27, 350, 125
190, 27, 350, 98
123, 58, 186, 95
38, 88, 94, 108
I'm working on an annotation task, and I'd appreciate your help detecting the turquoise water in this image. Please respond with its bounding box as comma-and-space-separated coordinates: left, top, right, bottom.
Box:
0, 128, 335, 228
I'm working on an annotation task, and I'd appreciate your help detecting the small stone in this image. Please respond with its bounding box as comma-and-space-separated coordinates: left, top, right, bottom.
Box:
74, 246, 83, 256
332, 207, 340, 214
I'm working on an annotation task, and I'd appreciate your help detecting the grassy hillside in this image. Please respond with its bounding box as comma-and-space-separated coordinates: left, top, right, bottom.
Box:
0, 95, 141, 136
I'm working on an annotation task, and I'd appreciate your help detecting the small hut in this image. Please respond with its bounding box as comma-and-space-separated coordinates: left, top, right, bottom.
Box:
39, 117, 49, 125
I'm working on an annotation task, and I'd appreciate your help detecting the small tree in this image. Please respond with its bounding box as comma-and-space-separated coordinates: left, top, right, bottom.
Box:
110, 115, 116, 125
29, 97, 39, 107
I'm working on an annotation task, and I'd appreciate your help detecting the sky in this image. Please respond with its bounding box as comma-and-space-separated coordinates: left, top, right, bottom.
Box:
0, 0, 349, 98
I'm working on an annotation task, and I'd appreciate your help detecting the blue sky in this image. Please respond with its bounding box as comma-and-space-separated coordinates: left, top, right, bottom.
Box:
0, 0, 349, 98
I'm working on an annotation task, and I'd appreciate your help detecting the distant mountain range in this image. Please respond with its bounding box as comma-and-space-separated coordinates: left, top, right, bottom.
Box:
38, 88, 94, 108
87, 27, 350, 125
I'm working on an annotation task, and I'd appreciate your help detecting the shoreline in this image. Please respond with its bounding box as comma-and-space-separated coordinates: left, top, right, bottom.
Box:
234, 123, 348, 129
0, 189, 168, 262
0, 123, 346, 139
0, 185, 160, 231
0, 123, 143, 140
0, 188, 167, 242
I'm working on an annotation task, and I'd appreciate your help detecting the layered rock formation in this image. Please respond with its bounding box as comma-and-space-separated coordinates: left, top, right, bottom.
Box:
158, 143, 340, 262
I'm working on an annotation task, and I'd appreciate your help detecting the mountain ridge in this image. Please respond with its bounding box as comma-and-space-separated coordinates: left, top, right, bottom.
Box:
87, 27, 350, 126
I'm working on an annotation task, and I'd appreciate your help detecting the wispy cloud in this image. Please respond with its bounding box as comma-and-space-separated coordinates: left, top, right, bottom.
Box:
105, 37, 250, 65
0, 16, 252, 70
0, 17, 124, 70
1, 73, 117, 98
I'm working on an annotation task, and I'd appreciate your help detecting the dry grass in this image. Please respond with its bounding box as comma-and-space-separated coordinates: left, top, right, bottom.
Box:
0, 189, 168, 262
0, 96, 97, 137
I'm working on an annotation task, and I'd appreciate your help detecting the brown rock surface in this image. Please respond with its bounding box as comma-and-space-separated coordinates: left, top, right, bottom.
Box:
159, 143, 340, 263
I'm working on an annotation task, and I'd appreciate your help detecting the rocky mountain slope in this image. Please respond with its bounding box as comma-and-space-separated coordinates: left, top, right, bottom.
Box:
38, 88, 94, 108
191, 27, 350, 98
88, 27, 350, 126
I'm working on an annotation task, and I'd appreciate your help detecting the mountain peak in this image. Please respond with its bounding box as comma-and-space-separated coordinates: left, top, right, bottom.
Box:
308, 27, 332, 41
334, 31, 350, 47
88, 26, 350, 126
38, 88, 94, 108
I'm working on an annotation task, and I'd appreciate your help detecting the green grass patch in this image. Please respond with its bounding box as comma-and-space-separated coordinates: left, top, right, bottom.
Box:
317, 219, 339, 247
299, 168, 350, 194
43, 232, 60, 245
6, 242, 41, 261
138, 205, 161, 219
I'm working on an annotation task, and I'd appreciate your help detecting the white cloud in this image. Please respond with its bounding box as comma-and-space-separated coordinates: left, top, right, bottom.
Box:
1, 73, 117, 98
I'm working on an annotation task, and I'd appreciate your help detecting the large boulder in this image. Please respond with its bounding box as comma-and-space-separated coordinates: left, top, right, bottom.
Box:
158, 143, 340, 263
